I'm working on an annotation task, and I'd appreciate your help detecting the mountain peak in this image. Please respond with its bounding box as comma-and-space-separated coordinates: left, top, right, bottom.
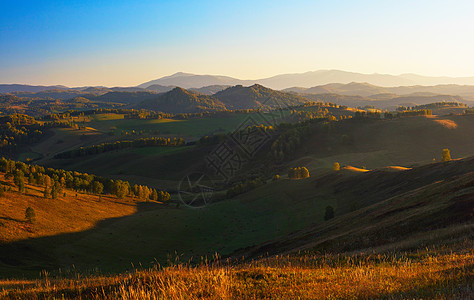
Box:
168, 72, 195, 78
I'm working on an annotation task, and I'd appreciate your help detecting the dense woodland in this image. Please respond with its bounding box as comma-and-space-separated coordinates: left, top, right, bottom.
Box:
0, 114, 71, 157
54, 137, 185, 159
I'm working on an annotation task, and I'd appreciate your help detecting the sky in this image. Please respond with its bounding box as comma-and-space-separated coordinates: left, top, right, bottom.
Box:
1, 0, 474, 87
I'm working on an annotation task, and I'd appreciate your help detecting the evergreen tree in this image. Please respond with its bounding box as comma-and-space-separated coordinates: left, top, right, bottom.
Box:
25, 207, 36, 223
14, 170, 25, 192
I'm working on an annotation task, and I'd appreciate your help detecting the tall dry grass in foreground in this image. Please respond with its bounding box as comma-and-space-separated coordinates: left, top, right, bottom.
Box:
1, 250, 472, 299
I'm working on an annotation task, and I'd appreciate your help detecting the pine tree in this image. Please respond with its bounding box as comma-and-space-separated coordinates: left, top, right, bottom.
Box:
25, 207, 36, 223
14, 170, 25, 192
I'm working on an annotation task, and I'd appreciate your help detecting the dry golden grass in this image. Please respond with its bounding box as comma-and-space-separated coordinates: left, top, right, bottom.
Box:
1, 250, 472, 299
0, 175, 137, 243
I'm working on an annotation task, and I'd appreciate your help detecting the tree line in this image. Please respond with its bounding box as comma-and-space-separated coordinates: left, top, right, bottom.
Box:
0, 157, 170, 201
54, 137, 185, 159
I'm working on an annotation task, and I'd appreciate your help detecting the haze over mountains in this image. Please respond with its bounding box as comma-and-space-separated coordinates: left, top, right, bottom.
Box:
138, 70, 474, 90
5, 70, 474, 93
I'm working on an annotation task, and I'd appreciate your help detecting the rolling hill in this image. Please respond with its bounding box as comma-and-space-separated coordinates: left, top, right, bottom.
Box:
0, 84, 69, 93
135, 87, 226, 113
214, 84, 308, 109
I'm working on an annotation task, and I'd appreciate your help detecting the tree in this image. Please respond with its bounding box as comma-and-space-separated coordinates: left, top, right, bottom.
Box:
324, 206, 334, 221
25, 207, 36, 223
441, 149, 451, 162
14, 170, 25, 192
92, 181, 104, 195
300, 167, 310, 178
51, 180, 62, 199
151, 189, 158, 201
333, 162, 340, 171
43, 185, 51, 199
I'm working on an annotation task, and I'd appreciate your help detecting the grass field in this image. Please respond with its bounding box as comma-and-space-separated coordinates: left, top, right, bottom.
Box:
1, 250, 472, 299
86, 112, 281, 139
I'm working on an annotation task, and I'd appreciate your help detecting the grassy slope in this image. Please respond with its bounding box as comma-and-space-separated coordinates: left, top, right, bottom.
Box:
236, 159, 474, 259
1, 156, 473, 278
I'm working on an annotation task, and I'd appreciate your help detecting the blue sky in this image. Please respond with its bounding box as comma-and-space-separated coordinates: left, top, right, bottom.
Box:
1, 0, 474, 86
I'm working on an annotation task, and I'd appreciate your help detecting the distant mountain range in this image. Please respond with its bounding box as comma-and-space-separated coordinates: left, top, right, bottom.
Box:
4, 69, 474, 93
137, 70, 474, 90
283, 82, 474, 100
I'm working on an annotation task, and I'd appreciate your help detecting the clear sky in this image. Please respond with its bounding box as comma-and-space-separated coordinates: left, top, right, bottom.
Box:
1, 0, 474, 86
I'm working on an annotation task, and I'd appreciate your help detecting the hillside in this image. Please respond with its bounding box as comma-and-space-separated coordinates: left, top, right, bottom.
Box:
1, 154, 472, 278
237, 157, 474, 259
135, 87, 226, 113
214, 84, 308, 109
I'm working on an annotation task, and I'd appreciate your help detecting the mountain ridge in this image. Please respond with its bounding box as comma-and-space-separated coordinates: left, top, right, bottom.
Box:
137, 70, 474, 90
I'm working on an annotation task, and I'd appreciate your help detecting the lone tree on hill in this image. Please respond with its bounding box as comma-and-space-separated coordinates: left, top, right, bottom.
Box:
441, 149, 451, 162
324, 206, 335, 221
25, 207, 36, 223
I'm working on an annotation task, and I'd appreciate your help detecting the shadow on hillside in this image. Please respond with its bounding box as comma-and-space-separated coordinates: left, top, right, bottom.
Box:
0, 201, 168, 279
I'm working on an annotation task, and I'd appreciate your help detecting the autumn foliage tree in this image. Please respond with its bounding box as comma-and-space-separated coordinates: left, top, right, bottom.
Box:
441, 149, 451, 162
288, 167, 310, 179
